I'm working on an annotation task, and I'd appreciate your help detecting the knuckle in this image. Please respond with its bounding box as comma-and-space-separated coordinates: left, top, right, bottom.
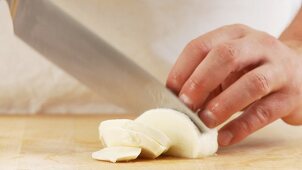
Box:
186, 38, 210, 55
235, 105, 272, 135
215, 43, 238, 66
254, 105, 272, 125
186, 39, 198, 49
248, 72, 271, 94
225, 24, 250, 36
258, 32, 279, 47
187, 78, 204, 91
236, 118, 255, 135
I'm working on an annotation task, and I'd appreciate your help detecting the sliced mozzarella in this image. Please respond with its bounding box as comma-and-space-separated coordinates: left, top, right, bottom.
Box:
93, 108, 218, 163
100, 125, 167, 158
92, 146, 141, 163
100, 119, 171, 150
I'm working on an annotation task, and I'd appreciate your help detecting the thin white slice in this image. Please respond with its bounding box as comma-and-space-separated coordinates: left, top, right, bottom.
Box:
100, 119, 171, 150
100, 126, 167, 158
136, 108, 218, 158
92, 146, 141, 163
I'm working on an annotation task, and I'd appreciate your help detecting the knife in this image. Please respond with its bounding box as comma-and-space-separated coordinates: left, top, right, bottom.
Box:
6, 0, 209, 132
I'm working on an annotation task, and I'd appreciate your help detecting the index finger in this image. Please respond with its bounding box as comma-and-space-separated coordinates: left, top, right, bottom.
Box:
166, 24, 250, 94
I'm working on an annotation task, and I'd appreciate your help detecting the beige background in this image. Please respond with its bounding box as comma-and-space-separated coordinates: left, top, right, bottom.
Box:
0, 0, 301, 114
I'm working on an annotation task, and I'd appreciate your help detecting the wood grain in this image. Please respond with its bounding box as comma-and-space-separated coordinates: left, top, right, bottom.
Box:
0, 114, 301, 170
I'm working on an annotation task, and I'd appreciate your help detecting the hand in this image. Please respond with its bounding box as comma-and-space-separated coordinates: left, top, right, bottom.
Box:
166, 24, 302, 146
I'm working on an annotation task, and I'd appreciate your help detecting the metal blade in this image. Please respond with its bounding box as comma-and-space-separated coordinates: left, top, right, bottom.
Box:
8, 0, 209, 132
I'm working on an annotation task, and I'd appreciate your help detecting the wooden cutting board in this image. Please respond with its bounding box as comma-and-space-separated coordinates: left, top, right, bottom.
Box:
0, 114, 301, 170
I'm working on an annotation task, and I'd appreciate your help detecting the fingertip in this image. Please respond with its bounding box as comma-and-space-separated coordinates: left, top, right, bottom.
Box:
179, 94, 192, 106
166, 72, 183, 95
218, 130, 234, 147
198, 109, 218, 128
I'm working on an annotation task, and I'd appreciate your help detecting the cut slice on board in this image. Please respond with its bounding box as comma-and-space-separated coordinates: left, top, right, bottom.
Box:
100, 124, 168, 158
92, 146, 141, 163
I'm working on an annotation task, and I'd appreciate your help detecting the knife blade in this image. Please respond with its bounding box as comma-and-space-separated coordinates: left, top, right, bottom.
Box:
7, 0, 209, 132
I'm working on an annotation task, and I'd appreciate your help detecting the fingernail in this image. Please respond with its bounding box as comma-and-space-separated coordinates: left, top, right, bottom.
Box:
218, 130, 233, 146
179, 94, 192, 106
199, 109, 217, 128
